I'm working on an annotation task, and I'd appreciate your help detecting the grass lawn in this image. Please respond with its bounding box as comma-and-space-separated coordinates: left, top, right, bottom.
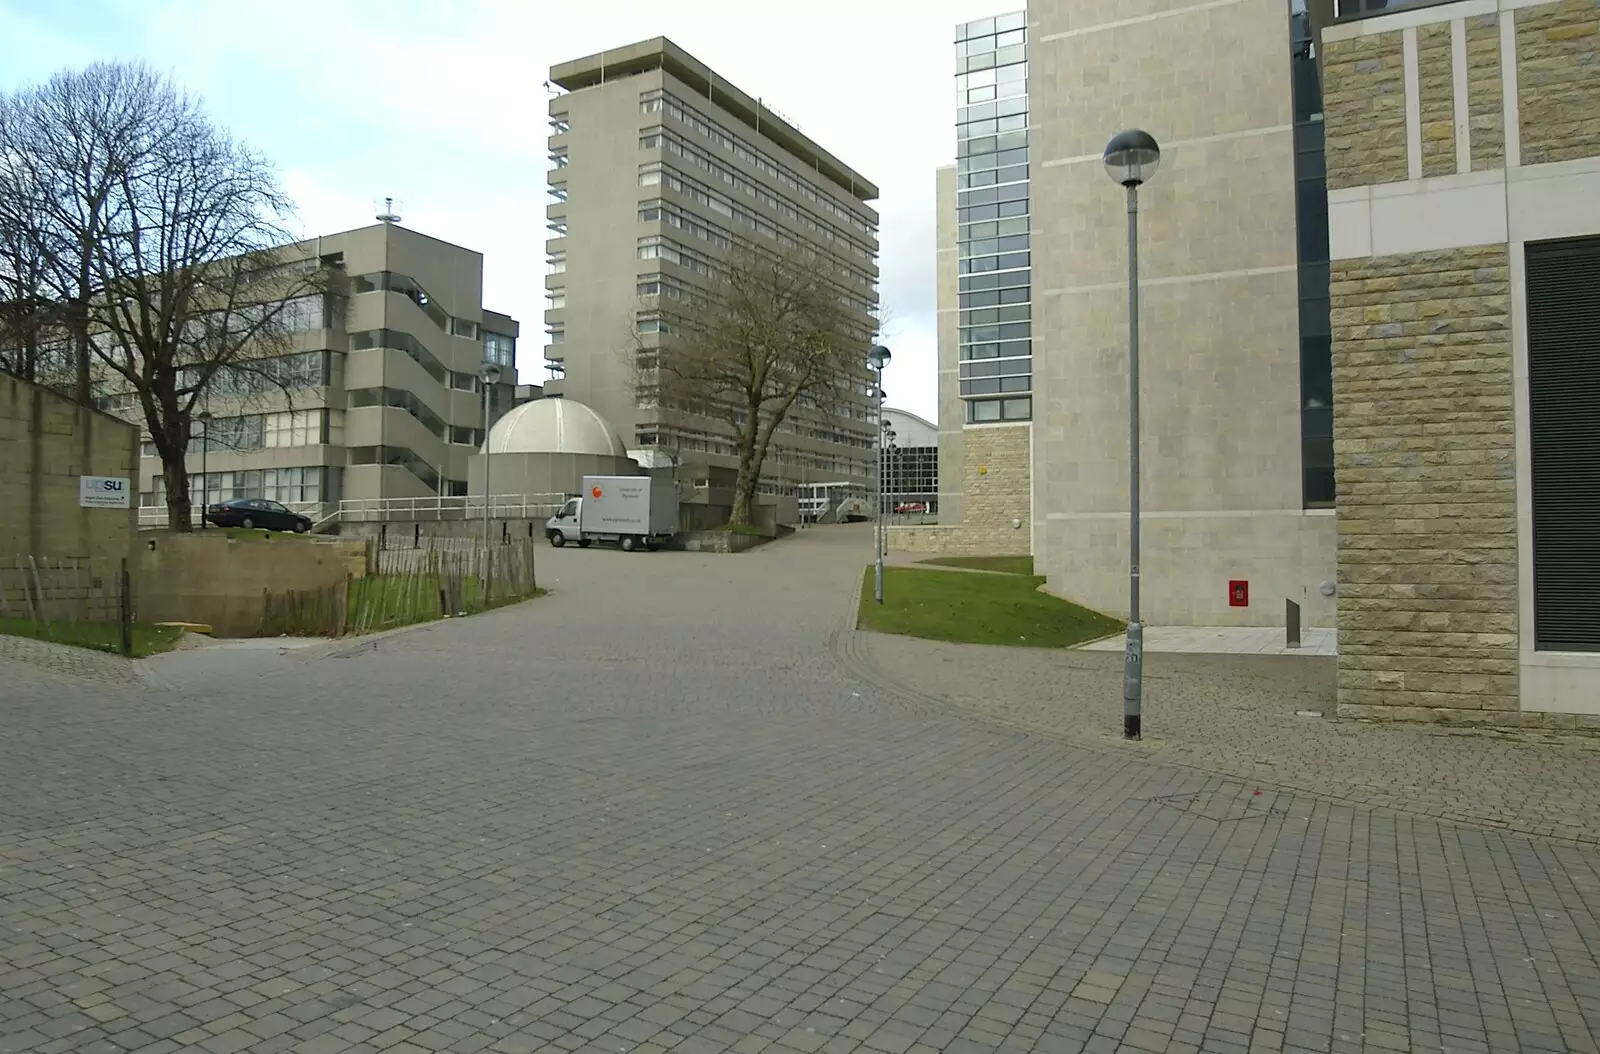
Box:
345, 575, 546, 634
0, 618, 184, 658
858, 566, 1121, 648
918, 555, 1033, 576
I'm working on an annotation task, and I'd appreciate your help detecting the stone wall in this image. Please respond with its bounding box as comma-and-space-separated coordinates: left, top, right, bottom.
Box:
134, 534, 370, 636
1331, 246, 1518, 720
1467, 15, 1507, 170
1517, 0, 1600, 165
1418, 23, 1457, 177
888, 424, 1030, 556
1324, 31, 1408, 189
0, 372, 139, 565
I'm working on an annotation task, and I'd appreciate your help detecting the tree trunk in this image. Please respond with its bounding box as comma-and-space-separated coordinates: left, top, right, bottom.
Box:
162, 457, 194, 533
730, 439, 759, 526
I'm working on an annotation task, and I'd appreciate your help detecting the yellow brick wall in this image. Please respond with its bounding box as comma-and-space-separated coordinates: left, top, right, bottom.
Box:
1467, 15, 1507, 169
889, 423, 1031, 556
1517, 0, 1600, 165
1331, 247, 1518, 719
1418, 23, 1457, 177
1324, 31, 1409, 190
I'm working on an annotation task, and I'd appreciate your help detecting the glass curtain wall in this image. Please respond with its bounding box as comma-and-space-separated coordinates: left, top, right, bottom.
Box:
955, 12, 1032, 425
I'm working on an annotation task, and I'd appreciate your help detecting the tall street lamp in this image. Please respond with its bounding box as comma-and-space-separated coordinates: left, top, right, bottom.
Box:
867, 344, 892, 604
1104, 129, 1161, 741
197, 410, 213, 529
478, 360, 504, 555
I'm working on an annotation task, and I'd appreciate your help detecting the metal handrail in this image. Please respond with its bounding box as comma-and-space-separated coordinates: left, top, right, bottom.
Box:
333, 494, 568, 523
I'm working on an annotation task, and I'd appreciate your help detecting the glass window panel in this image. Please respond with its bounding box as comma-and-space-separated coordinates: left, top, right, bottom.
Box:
968, 400, 1002, 423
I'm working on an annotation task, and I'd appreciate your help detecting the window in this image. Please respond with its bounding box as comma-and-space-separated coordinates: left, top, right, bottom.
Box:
548, 218, 567, 236
547, 290, 565, 310
548, 326, 565, 345
451, 318, 479, 340
281, 294, 325, 332
548, 252, 566, 275
549, 150, 568, 168
967, 400, 1002, 423
549, 116, 569, 134
549, 185, 568, 204
265, 410, 321, 448
483, 331, 516, 367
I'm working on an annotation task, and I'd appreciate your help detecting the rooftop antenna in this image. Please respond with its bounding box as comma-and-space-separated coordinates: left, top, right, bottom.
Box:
375, 197, 402, 224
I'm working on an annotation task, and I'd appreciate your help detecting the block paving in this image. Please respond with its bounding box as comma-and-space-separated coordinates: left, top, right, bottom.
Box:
2, 526, 1598, 1054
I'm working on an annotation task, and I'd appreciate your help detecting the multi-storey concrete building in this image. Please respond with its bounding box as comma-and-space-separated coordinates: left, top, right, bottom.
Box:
1322, 0, 1600, 723
117, 220, 520, 520
542, 37, 882, 500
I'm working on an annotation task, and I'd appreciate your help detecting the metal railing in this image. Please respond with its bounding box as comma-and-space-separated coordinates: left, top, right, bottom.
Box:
334, 494, 568, 524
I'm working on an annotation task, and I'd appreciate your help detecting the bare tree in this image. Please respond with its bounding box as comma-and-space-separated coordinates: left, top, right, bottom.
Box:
1, 62, 316, 531
636, 244, 872, 526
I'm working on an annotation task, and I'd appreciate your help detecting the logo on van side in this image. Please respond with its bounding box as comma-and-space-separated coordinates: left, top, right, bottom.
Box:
591, 485, 604, 498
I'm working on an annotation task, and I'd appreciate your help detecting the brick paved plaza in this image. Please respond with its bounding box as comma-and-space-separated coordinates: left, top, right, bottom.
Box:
2, 526, 1598, 1054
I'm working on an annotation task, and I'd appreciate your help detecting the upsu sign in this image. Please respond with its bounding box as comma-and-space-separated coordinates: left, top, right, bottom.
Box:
78, 475, 132, 509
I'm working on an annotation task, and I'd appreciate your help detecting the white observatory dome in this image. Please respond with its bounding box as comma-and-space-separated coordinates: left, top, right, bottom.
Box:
481, 399, 629, 458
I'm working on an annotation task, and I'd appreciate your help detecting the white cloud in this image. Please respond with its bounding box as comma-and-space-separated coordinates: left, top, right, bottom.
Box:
5, 0, 1027, 420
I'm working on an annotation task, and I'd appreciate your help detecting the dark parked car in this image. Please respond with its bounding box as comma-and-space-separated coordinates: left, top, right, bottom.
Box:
203, 498, 312, 533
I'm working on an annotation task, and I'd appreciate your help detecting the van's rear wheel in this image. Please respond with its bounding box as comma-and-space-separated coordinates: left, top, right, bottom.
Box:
549, 531, 566, 547
620, 535, 638, 552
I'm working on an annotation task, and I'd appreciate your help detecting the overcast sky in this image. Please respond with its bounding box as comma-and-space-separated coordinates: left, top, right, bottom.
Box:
0, 0, 1024, 423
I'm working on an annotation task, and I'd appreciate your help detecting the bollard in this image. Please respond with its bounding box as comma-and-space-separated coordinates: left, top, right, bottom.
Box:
1286, 599, 1301, 649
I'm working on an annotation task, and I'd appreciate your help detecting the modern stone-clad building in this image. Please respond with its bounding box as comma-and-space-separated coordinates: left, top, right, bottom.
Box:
898, 1, 1340, 621
543, 37, 882, 502
1323, 0, 1600, 723
110, 220, 522, 521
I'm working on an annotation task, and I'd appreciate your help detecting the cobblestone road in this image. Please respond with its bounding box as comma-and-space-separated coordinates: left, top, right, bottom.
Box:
2, 526, 1599, 1054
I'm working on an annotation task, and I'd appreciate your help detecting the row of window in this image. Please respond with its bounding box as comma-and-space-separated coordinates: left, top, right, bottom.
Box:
634, 237, 874, 343
638, 130, 875, 289
960, 304, 1031, 328
960, 251, 1031, 276
961, 339, 1031, 361
959, 146, 1029, 174
960, 356, 1032, 379
640, 161, 871, 268
641, 161, 871, 265
640, 199, 734, 250
955, 63, 1027, 99
961, 216, 1031, 244
639, 194, 877, 318
967, 397, 1031, 424
960, 267, 1031, 293
144, 466, 328, 508
639, 89, 875, 236
960, 164, 1030, 190
637, 274, 700, 304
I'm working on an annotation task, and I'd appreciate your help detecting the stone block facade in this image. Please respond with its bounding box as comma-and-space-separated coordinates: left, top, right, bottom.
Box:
1324, 31, 1408, 189
1418, 23, 1457, 177
889, 424, 1030, 557
0, 372, 139, 566
1467, 15, 1507, 169
1330, 246, 1518, 718
1516, 0, 1600, 165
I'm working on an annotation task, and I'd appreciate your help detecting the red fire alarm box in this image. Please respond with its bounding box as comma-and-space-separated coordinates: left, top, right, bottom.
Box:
1229, 580, 1249, 607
